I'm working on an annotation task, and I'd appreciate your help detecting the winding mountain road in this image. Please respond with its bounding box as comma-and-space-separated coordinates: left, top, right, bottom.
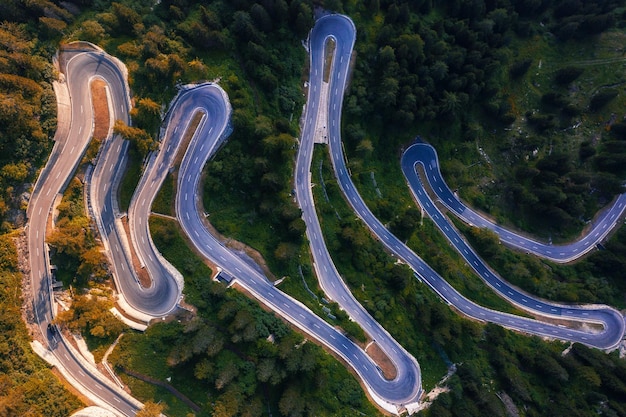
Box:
295, 13, 423, 412
166, 82, 422, 412
403, 141, 626, 263
87, 60, 182, 321
311, 15, 625, 350
28, 13, 626, 417
32, 42, 424, 415
27, 45, 141, 416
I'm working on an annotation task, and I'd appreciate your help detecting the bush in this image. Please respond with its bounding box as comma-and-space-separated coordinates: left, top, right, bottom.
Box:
554, 66, 584, 85
509, 58, 532, 78
590, 89, 618, 111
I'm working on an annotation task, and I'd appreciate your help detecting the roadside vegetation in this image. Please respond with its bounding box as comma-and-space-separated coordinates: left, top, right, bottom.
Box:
47, 177, 109, 287
339, 0, 626, 242
0, 22, 57, 233
0, 234, 82, 415
115, 216, 380, 417
455, 219, 626, 308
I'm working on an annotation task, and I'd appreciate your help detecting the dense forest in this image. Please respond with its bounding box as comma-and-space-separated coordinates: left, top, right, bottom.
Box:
341, 0, 626, 240
2, 0, 626, 416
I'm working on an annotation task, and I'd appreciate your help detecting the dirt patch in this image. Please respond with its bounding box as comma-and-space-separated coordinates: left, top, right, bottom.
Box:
90, 79, 110, 141
365, 341, 398, 380
323, 37, 336, 83
527, 313, 605, 333
14, 230, 43, 344
120, 217, 151, 288
172, 111, 204, 168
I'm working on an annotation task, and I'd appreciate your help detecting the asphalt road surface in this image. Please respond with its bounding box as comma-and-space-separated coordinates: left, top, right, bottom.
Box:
29, 15, 625, 417
403, 141, 626, 263
87, 58, 181, 319
27, 46, 139, 416
295, 13, 423, 412
164, 81, 422, 412
310, 16, 625, 350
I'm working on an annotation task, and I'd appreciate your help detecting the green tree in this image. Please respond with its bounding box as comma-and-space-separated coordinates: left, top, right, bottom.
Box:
136, 401, 165, 417
79, 20, 106, 43
113, 120, 157, 156
56, 295, 125, 339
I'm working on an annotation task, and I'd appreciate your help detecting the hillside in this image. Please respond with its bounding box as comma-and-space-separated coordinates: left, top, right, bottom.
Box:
2, 1, 626, 417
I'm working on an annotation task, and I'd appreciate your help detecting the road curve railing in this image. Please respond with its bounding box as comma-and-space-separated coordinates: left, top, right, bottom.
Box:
313, 16, 625, 350
403, 141, 626, 263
